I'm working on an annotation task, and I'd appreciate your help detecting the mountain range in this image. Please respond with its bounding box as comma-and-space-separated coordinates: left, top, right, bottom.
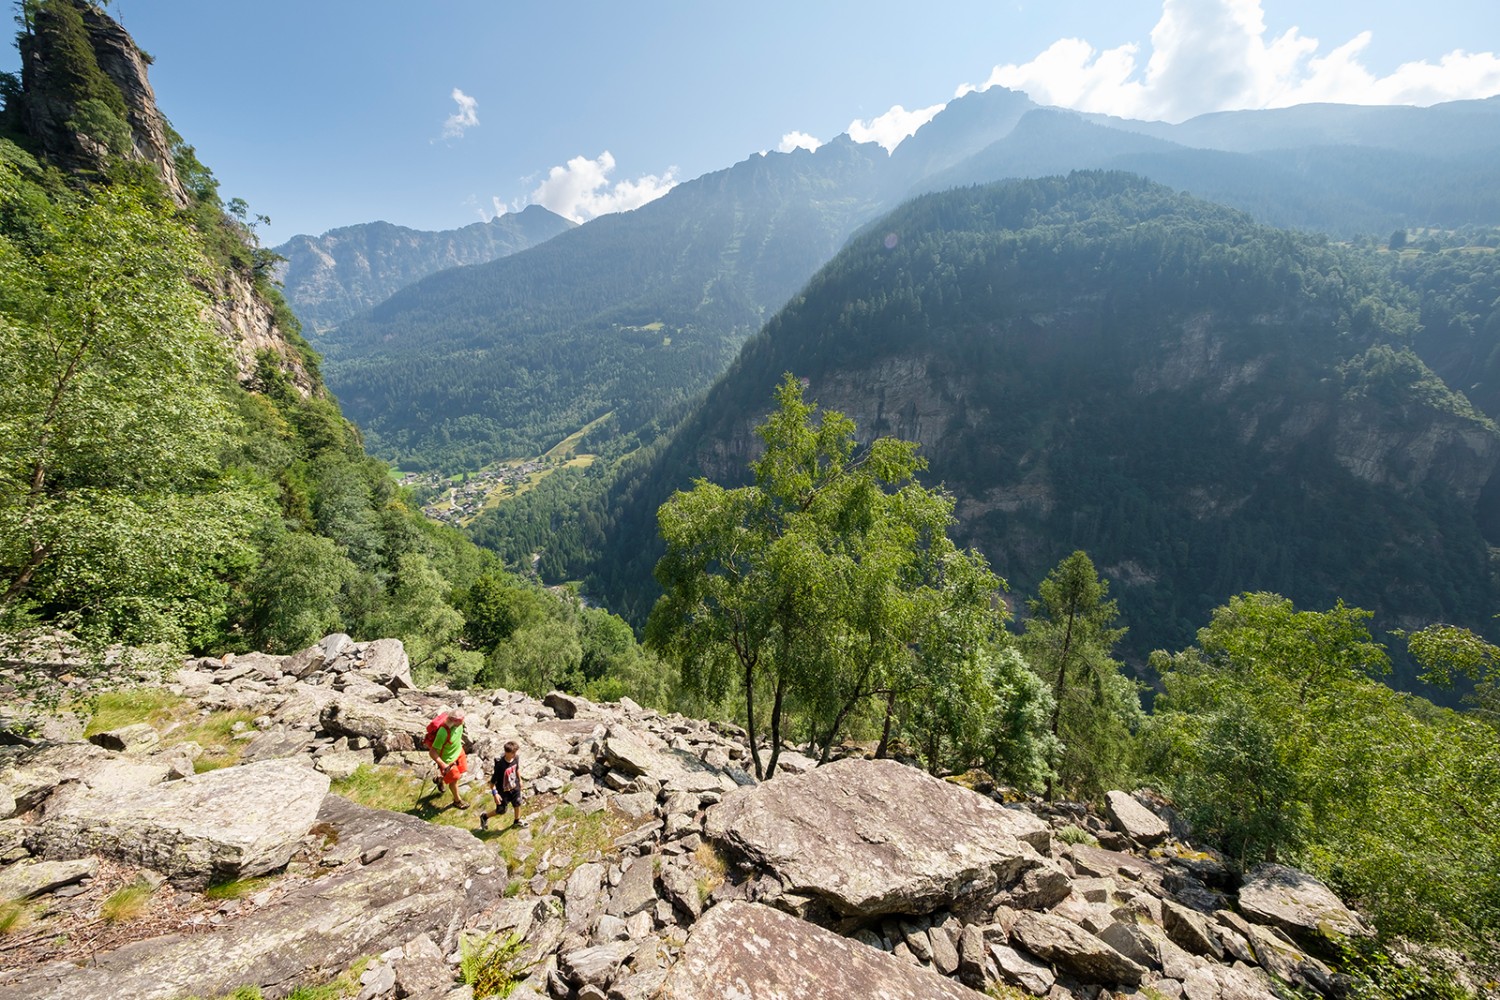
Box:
271, 206, 574, 333
266, 81, 1500, 673
295, 87, 1500, 474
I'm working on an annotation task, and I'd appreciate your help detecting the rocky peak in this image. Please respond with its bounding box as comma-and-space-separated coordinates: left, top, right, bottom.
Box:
10, 1, 317, 396
16, 0, 187, 206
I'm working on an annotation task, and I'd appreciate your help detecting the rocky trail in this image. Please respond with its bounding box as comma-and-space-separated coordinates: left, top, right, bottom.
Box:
0, 636, 1380, 1000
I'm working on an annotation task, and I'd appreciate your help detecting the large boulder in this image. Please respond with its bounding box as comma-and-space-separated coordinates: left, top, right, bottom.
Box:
662, 901, 990, 1000
1, 742, 173, 815
1103, 791, 1169, 846
359, 638, 414, 691
1237, 863, 1371, 950
1009, 911, 1147, 987
703, 757, 1038, 918
318, 695, 424, 752
29, 758, 328, 886
601, 727, 739, 793
0, 794, 504, 1000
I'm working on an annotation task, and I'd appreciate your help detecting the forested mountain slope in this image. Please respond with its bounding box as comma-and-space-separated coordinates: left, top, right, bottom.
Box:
319, 137, 889, 469
575, 174, 1500, 663
319, 90, 1500, 481
272, 205, 574, 333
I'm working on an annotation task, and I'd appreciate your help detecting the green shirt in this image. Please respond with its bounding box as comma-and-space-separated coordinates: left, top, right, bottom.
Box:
431, 722, 463, 765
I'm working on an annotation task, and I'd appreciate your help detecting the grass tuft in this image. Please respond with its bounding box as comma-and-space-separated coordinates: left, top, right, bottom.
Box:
694, 841, 728, 902
100, 879, 154, 922
204, 876, 274, 902
0, 898, 33, 935
1055, 824, 1099, 847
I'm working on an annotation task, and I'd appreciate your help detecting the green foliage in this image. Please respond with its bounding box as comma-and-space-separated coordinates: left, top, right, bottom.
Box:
646, 374, 1006, 778
1336, 940, 1475, 1000
459, 930, 528, 999
1145, 593, 1500, 941
242, 533, 357, 653
972, 644, 1059, 792
1021, 551, 1138, 800
0, 155, 273, 654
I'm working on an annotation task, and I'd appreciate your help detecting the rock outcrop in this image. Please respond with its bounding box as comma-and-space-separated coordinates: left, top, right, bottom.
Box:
0, 636, 1387, 1000
29, 758, 328, 887
703, 757, 1041, 918
664, 901, 989, 999
11, 0, 317, 395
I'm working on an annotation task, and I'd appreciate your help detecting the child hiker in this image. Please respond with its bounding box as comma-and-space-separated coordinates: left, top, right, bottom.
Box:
424, 708, 469, 809
480, 740, 526, 830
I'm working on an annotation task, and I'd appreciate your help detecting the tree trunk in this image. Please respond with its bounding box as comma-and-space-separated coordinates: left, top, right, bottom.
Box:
875, 688, 897, 759
1044, 609, 1077, 802
743, 654, 763, 781
765, 672, 787, 779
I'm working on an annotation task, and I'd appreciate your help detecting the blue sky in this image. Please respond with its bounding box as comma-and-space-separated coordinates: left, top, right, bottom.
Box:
30, 0, 1499, 244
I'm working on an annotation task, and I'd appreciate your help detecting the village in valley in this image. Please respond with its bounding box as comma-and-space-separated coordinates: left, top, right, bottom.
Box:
401, 413, 611, 527
402, 460, 547, 527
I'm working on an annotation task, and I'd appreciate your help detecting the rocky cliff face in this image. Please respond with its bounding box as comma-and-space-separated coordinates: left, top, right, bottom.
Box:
17, 2, 186, 205
0, 638, 1408, 1000
13, 0, 317, 395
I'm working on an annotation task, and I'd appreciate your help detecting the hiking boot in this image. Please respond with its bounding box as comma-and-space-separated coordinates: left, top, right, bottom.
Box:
515, 817, 528, 828
479, 813, 488, 831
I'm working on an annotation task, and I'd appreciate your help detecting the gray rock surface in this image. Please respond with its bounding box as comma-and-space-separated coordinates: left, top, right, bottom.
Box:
663, 901, 990, 1000
1009, 910, 1147, 986
990, 941, 1056, 995
0, 857, 96, 899
86, 722, 160, 754
30, 758, 328, 886
2, 795, 502, 1000
704, 757, 1038, 918
1103, 791, 1170, 846
1237, 863, 1371, 947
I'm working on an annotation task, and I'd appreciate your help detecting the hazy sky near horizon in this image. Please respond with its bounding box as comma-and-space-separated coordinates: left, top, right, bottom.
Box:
23, 0, 1498, 243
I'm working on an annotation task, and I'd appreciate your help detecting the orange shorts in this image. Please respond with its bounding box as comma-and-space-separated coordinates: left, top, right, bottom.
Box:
440, 751, 467, 785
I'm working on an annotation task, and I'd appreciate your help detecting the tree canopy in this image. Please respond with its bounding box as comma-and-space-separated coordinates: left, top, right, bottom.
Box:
646, 374, 1006, 779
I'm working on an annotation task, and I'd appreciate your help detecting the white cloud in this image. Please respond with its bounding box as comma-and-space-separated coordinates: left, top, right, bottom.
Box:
778, 131, 823, 153
442, 88, 479, 139
965, 0, 1500, 122
525, 151, 678, 223
847, 103, 945, 152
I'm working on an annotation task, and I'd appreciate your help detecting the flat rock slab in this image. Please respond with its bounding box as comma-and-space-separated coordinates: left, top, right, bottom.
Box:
0, 857, 97, 899
0, 794, 505, 1000
703, 757, 1037, 918
1103, 791, 1169, 846
30, 758, 328, 886
663, 901, 989, 1000
1238, 863, 1370, 947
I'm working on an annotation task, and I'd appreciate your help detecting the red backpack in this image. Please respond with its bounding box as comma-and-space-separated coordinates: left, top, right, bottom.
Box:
423, 713, 449, 749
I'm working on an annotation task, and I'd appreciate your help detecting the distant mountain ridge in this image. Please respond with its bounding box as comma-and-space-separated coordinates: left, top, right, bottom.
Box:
318, 89, 1500, 476
318, 135, 889, 469
272, 205, 574, 332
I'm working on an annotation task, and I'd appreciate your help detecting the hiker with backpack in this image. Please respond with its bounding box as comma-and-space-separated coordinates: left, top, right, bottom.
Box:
424, 709, 469, 809
480, 740, 526, 830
